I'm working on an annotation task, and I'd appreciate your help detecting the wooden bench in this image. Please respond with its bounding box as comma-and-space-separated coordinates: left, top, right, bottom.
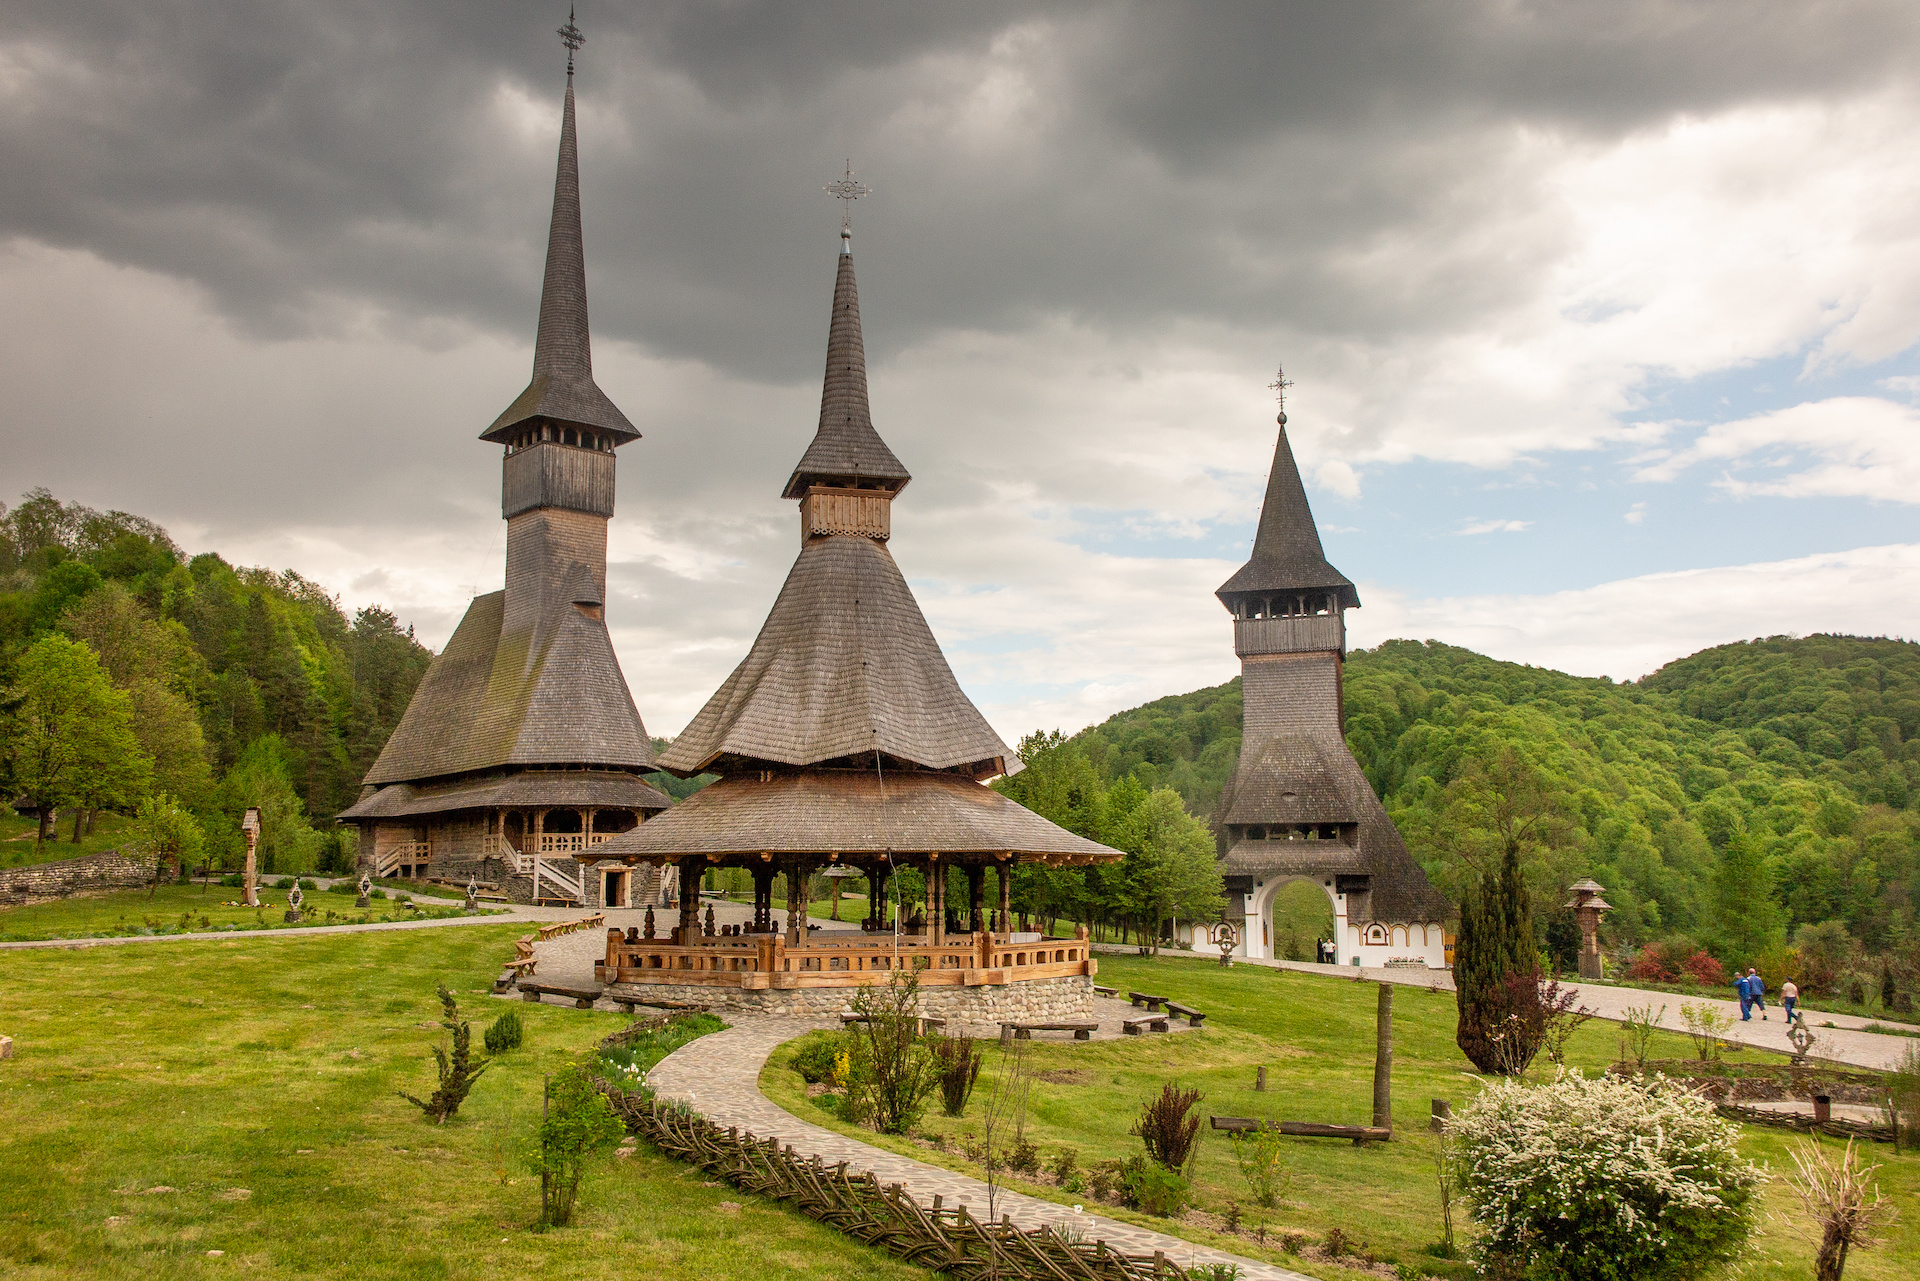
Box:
518, 982, 603, 1010
1123, 1014, 1169, 1035
1000, 1021, 1100, 1044
1163, 1001, 1206, 1027
613, 996, 709, 1015
1092, 984, 1119, 998
841, 1013, 947, 1036
1128, 991, 1168, 1011
1210, 1115, 1392, 1146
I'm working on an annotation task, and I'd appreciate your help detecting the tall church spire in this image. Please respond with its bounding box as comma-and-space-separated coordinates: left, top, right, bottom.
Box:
782, 166, 911, 499
482, 16, 637, 445
1216, 372, 1358, 612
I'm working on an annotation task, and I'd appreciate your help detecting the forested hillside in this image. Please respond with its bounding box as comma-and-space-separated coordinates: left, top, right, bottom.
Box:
1, 488, 433, 873
1047, 636, 1920, 975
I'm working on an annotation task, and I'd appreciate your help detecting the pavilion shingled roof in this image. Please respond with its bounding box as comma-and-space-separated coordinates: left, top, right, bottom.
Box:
592, 770, 1113, 861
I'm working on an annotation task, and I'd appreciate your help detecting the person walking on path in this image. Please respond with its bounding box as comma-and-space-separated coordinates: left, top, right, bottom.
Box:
1747, 968, 1768, 1021
1781, 978, 1799, 1023
1737, 971, 1754, 1020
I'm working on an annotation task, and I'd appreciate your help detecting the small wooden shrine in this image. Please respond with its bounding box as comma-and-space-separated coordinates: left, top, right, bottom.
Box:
1214, 385, 1451, 966
338, 53, 671, 907
588, 208, 1121, 1016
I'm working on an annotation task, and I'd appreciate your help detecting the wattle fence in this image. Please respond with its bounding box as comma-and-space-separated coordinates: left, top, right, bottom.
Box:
598, 1087, 1221, 1280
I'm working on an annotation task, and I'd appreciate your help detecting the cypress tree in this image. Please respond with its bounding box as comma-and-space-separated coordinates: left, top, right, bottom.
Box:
1456, 842, 1539, 1072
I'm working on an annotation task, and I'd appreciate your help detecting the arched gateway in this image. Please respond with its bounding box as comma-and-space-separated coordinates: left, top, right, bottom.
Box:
1213, 388, 1452, 967
586, 204, 1123, 1018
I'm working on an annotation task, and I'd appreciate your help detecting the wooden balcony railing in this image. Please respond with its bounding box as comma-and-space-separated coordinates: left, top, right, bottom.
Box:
596, 929, 1095, 991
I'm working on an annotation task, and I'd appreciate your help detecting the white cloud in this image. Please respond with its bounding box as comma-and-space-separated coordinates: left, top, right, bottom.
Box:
1457, 518, 1533, 535
1624, 502, 1647, 525
1632, 396, 1920, 501
1349, 543, 1920, 684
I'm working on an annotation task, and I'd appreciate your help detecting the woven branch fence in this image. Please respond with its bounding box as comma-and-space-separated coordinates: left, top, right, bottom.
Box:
599, 1087, 1216, 1280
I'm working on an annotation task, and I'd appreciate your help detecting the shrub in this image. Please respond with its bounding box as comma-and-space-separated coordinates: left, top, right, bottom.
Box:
398, 984, 489, 1124
1787, 1136, 1899, 1281
1451, 1071, 1763, 1281
790, 1032, 843, 1085
930, 1034, 983, 1117
531, 1063, 625, 1227
1005, 1137, 1040, 1175
1680, 1001, 1734, 1060
1231, 1125, 1289, 1207
844, 973, 938, 1134
1119, 1156, 1189, 1216
1132, 1081, 1203, 1172
484, 1009, 524, 1054
1048, 1146, 1079, 1185
1681, 950, 1727, 987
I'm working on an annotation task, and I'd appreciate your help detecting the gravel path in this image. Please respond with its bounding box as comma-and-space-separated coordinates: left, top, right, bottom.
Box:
1104, 947, 1918, 1072
647, 1015, 1313, 1281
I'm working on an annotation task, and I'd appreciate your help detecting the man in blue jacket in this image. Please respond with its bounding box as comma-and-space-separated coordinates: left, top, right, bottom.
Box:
1746, 968, 1767, 1020
1736, 971, 1753, 1020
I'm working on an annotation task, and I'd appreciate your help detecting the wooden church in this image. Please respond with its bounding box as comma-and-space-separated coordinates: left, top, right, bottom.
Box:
338, 56, 672, 908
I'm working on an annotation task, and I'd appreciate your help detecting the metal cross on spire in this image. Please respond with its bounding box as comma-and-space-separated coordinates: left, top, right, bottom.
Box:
558, 6, 584, 78
825, 160, 872, 240
1268, 362, 1294, 425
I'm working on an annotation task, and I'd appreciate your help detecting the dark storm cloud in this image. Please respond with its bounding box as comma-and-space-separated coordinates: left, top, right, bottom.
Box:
5, 0, 1917, 385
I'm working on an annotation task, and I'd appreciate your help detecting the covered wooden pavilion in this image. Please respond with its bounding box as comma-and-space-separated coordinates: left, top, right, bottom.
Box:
587, 211, 1119, 999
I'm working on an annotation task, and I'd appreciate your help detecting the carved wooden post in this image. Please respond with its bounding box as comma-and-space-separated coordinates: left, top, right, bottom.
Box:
240, 807, 261, 908
678, 855, 702, 943
967, 864, 985, 934
1373, 981, 1394, 1132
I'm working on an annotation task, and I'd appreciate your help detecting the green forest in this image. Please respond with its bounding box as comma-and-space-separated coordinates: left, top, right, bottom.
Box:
1027, 634, 1920, 991
0, 488, 434, 875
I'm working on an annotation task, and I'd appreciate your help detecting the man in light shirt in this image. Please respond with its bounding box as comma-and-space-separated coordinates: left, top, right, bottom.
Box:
1781, 978, 1799, 1023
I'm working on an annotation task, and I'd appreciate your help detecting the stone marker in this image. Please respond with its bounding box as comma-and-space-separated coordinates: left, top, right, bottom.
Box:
355, 871, 371, 908
283, 882, 304, 924
464, 874, 480, 915
1, 1034, 14, 1060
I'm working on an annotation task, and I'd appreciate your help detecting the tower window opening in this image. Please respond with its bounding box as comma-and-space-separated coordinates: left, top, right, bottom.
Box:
563, 427, 577, 446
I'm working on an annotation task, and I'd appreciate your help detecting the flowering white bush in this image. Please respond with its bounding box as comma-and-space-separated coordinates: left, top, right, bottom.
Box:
1450, 1071, 1764, 1281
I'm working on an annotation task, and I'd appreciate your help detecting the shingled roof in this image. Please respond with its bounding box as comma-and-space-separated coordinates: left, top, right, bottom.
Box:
1216, 417, 1359, 609
360, 589, 658, 786
593, 770, 1113, 861
1218, 733, 1450, 922
339, 768, 669, 821
656, 534, 1014, 779
781, 247, 911, 498
481, 78, 638, 446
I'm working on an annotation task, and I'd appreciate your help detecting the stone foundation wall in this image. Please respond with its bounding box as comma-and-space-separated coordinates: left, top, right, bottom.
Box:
603, 974, 1093, 1021
0, 846, 152, 907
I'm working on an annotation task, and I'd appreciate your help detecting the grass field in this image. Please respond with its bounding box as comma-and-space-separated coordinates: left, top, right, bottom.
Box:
1, 810, 138, 869
764, 953, 1920, 1281
0, 926, 924, 1280
0, 884, 500, 942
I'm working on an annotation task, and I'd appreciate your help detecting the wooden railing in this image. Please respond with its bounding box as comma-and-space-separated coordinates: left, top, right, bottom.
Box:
374, 841, 431, 877
597, 929, 1095, 991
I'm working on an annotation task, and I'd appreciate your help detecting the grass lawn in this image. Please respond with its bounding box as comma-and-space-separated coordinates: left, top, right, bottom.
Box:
0, 924, 923, 1280
764, 952, 1920, 1281
1, 810, 138, 869
0, 884, 503, 942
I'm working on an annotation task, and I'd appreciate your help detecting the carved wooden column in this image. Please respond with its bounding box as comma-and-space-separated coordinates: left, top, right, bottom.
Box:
676, 855, 701, 943
996, 854, 1015, 935
929, 856, 945, 946
967, 865, 985, 934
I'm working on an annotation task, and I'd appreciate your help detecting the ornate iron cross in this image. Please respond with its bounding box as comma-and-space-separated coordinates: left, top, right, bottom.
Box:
825, 161, 872, 233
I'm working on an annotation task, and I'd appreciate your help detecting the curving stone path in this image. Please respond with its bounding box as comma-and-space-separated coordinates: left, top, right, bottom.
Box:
646, 1015, 1313, 1281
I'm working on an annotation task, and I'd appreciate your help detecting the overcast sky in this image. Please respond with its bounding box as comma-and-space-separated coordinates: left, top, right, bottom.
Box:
6, 0, 1920, 744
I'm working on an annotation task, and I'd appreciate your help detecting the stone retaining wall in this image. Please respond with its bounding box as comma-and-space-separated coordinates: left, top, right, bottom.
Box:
0, 846, 152, 907
604, 974, 1093, 1021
